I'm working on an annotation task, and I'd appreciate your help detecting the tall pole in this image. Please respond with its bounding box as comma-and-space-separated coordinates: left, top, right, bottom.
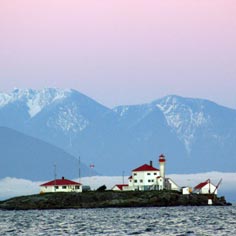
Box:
78, 156, 81, 183
122, 171, 125, 184
54, 163, 57, 192
54, 163, 57, 180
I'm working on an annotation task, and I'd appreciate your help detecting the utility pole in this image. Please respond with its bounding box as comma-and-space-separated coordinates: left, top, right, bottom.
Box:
78, 156, 81, 183
122, 171, 125, 185
54, 163, 57, 180
54, 163, 57, 192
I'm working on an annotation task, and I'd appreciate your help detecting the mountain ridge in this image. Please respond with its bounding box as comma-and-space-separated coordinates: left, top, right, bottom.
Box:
0, 88, 235, 178
0, 126, 92, 180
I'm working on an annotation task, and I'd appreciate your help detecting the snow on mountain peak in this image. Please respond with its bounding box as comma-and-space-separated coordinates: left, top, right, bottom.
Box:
26, 88, 72, 117
0, 88, 73, 117
113, 106, 130, 117
155, 95, 209, 152
46, 102, 89, 133
0, 93, 11, 108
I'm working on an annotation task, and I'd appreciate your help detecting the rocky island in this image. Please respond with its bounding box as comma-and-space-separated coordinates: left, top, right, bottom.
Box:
0, 190, 231, 210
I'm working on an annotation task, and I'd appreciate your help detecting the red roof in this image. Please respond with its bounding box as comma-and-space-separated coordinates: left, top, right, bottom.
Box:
132, 164, 159, 172
194, 179, 210, 190
40, 177, 81, 186
159, 154, 166, 162
114, 184, 128, 190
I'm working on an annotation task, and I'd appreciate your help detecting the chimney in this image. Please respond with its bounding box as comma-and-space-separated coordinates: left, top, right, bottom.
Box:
150, 160, 153, 167
62, 176, 64, 180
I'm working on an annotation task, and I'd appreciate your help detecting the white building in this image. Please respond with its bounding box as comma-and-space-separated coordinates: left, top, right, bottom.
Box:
182, 187, 191, 195
113, 154, 180, 192
193, 179, 217, 195
128, 163, 161, 191
158, 154, 166, 190
40, 177, 82, 193
159, 154, 165, 179
165, 178, 180, 191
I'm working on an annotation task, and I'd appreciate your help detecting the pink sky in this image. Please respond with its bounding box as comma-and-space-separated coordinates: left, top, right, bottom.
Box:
0, 0, 236, 108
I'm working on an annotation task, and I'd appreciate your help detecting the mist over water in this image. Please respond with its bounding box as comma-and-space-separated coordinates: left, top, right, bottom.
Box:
1, 206, 236, 235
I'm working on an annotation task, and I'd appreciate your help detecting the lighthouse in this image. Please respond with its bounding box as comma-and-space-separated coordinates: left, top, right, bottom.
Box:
159, 154, 166, 180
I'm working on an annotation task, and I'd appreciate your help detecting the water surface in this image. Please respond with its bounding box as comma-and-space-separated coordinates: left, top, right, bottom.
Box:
0, 206, 236, 235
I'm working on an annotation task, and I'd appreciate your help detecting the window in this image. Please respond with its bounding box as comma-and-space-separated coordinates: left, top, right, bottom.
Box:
148, 180, 151, 183
75, 186, 80, 189
62, 186, 67, 189
55, 186, 59, 189
154, 173, 157, 175
134, 180, 137, 183
140, 179, 143, 183
152, 180, 154, 182
134, 173, 137, 176
147, 173, 151, 175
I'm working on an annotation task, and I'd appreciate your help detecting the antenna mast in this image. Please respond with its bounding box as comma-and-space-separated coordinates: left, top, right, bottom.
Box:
54, 163, 57, 180
122, 171, 125, 184
78, 156, 81, 182
54, 163, 57, 192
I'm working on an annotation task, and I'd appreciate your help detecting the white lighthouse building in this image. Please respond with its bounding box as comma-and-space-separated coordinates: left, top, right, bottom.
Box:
157, 154, 166, 190
159, 154, 166, 179
112, 153, 180, 192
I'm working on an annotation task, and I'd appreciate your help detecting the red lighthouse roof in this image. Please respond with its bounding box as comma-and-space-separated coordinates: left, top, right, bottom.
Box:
40, 177, 81, 187
159, 154, 166, 162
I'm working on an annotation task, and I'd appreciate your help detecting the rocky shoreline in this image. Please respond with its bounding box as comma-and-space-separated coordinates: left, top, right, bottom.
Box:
0, 190, 231, 210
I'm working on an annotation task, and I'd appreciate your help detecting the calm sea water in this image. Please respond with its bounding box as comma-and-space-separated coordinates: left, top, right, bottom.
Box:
0, 206, 236, 236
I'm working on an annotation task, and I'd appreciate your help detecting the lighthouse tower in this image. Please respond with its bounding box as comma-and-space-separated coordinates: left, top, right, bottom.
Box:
159, 154, 166, 180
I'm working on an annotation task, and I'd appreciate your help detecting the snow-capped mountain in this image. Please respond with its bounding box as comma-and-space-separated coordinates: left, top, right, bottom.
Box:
0, 88, 111, 178
0, 88, 109, 135
154, 95, 214, 152
154, 96, 236, 160
1, 88, 236, 178
0, 88, 70, 117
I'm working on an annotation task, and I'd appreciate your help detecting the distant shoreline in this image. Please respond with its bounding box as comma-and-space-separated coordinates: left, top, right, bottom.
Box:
0, 190, 231, 210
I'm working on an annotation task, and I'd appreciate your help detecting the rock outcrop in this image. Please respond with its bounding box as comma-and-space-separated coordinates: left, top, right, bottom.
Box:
0, 191, 231, 210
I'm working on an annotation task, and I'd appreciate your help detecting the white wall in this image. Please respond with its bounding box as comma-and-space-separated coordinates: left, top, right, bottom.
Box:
182, 187, 190, 195
40, 185, 82, 193
111, 186, 121, 191
157, 177, 164, 190
166, 178, 180, 191
159, 162, 165, 179
200, 184, 217, 194
131, 170, 160, 190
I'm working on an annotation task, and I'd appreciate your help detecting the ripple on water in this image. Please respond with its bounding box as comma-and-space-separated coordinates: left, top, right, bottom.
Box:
0, 206, 236, 236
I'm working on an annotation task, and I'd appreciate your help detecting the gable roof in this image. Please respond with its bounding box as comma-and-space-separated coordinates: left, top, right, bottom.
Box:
114, 184, 128, 190
40, 177, 81, 187
194, 179, 211, 190
165, 178, 180, 188
132, 164, 159, 172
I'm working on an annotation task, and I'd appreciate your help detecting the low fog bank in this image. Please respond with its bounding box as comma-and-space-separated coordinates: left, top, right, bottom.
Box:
0, 172, 235, 202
